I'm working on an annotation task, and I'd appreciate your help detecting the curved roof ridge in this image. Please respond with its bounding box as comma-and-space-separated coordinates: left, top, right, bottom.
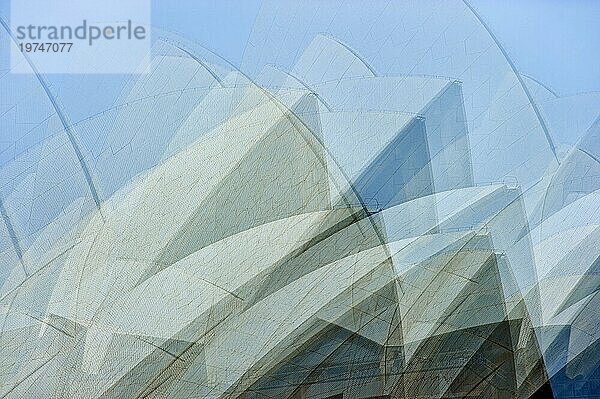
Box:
462, 0, 559, 165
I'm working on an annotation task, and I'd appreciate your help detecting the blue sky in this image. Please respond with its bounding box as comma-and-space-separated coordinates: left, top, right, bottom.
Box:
470, 0, 600, 96
149, 0, 600, 96
1, 0, 598, 95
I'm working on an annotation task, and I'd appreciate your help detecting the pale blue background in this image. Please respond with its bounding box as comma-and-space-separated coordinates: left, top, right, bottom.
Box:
1, 0, 598, 131
148, 0, 600, 96
2, 0, 598, 95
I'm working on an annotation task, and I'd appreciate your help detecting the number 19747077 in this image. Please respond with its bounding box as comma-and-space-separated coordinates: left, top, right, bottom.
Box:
19, 42, 73, 52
